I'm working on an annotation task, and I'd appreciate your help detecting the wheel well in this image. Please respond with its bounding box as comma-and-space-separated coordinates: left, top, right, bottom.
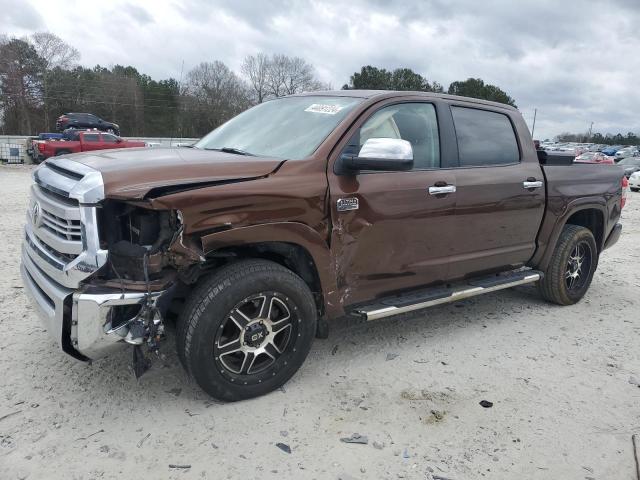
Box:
565, 208, 604, 251
205, 242, 325, 315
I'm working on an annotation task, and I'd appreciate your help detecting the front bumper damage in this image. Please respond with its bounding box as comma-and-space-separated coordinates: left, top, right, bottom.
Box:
21, 246, 170, 360
20, 158, 179, 364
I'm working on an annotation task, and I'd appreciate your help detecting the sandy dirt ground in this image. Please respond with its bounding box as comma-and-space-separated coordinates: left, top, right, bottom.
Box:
0, 164, 639, 480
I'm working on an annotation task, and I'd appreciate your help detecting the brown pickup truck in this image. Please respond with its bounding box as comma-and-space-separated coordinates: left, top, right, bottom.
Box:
21, 90, 626, 401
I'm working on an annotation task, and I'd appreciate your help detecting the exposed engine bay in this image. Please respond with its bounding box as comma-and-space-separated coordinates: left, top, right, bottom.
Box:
95, 201, 191, 376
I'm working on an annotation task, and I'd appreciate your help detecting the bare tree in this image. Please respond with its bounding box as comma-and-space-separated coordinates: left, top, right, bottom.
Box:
30, 32, 79, 70
184, 61, 251, 131
29, 32, 79, 129
241, 53, 270, 104
264, 54, 327, 98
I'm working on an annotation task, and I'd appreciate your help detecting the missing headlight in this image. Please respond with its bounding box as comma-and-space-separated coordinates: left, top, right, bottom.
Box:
100, 201, 176, 281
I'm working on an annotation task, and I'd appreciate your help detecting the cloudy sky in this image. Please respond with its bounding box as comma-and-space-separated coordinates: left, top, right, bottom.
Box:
2, 0, 639, 140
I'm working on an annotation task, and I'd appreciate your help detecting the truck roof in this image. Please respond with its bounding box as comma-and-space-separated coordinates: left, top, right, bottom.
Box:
293, 89, 518, 111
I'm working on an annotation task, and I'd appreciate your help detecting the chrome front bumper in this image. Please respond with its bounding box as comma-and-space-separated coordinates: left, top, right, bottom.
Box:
21, 246, 165, 360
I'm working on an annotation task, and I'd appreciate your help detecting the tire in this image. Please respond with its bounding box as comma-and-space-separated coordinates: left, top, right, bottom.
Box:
539, 224, 598, 305
55, 150, 71, 156
177, 259, 317, 401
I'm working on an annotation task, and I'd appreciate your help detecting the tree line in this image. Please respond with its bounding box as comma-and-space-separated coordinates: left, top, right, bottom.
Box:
555, 131, 640, 146
2, 31, 526, 138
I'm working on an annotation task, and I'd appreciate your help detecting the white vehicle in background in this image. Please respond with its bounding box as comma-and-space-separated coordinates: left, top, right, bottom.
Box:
629, 171, 640, 192
615, 147, 637, 161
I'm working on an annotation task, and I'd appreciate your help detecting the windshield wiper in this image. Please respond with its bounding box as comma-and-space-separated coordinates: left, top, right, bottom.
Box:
205, 146, 255, 156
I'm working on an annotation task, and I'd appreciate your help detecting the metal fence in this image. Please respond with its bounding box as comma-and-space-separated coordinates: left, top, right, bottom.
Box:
0, 135, 199, 165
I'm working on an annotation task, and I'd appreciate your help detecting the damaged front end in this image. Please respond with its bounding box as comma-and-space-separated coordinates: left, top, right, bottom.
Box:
76, 200, 198, 373
19, 157, 201, 377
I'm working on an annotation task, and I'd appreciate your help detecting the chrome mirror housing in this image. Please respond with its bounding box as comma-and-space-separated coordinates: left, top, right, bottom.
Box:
358, 138, 413, 160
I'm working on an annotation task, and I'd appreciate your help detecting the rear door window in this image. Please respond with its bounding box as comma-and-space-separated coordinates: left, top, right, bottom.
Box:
451, 107, 520, 167
83, 134, 100, 142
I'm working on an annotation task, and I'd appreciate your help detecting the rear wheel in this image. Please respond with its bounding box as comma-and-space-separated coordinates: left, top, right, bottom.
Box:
539, 224, 598, 305
177, 259, 317, 401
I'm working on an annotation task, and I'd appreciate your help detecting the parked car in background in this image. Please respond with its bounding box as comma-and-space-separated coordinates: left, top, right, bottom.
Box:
574, 152, 614, 164
27, 133, 68, 162
614, 147, 637, 161
34, 131, 145, 161
56, 113, 120, 135
618, 157, 640, 178
601, 145, 622, 156
629, 171, 640, 192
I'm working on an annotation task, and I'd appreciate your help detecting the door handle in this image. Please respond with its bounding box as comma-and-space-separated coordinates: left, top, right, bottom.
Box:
523, 180, 543, 189
428, 185, 457, 195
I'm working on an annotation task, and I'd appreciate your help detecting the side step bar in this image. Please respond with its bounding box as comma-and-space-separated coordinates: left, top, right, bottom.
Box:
353, 270, 543, 321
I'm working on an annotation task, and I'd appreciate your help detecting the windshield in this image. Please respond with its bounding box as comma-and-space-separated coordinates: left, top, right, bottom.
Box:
619, 158, 640, 166
194, 96, 363, 160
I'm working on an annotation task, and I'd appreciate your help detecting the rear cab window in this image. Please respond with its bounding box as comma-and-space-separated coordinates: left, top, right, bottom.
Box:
83, 134, 100, 142
451, 106, 520, 167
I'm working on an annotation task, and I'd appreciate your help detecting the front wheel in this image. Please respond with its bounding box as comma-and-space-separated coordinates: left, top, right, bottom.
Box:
177, 260, 317, 401
539, 224, 598, 305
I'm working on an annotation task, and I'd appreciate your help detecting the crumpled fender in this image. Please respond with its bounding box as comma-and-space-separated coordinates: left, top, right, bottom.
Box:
200, 222, 342, 317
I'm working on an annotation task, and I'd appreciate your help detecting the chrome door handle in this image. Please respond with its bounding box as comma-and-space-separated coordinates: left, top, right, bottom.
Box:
523, 180, 543, 189
428, 185, 457, 195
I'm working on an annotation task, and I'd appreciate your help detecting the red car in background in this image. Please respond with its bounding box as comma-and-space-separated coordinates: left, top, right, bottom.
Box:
574, 152, 615, 164
34, 131, 146, 162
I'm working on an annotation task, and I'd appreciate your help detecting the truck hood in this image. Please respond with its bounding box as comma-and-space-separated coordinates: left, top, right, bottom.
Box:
68, 147, 286, 200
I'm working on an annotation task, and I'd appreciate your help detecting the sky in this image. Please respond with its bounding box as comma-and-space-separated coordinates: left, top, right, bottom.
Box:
2, 0, 639, 140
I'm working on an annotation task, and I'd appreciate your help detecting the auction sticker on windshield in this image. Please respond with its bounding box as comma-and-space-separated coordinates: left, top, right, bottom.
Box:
304, 104, 344, 115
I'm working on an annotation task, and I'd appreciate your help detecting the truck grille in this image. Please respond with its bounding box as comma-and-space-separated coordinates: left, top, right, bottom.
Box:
24, 158, 106, 289
41, 205, 82, 242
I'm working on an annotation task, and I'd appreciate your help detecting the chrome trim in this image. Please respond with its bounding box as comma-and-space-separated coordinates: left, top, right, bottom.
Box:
47, 157, 97, 177
428, 185, 457, 195
69, 171, 105, 204
23, 158, 115, 357
24, 161, 107, 289
21, 246, 74, 349
359, 138, 414, 160
33, 163, 79, 198
523, 180, 543, 189
358, 273, 541, 321
72, 290, 165, 359
31, 184, 80, 220
25, 219, 106, 288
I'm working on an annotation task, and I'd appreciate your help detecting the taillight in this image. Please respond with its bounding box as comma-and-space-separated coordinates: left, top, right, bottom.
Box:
37, 142, 45, 152
621, 176, 628, 209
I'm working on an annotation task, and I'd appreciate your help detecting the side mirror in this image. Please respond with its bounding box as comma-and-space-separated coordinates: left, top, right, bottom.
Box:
339, 138, 414, 173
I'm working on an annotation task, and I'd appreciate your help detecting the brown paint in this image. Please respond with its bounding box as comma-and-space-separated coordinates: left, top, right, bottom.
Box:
84, 91, 623, 319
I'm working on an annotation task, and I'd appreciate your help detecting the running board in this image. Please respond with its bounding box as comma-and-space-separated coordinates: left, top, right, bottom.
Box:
353, 270, 542, 321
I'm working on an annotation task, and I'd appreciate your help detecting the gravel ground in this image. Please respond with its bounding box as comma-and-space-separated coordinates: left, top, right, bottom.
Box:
1, 164, 639, 480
